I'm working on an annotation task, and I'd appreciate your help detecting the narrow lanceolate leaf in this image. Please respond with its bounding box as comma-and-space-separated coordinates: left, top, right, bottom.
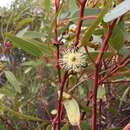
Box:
109, 24, 124, 51
16, 18, 33, 31
69, 0, 78, 16
7, 34, 44, 56
119, 87, 130, 108
61, 92, 80, 126
8, 108, 44, 122
104, 0, 130, 22
4, 71, 21, 93
1, 103, 47, 123
80, 0, 112, 47
23, 31, 45, 39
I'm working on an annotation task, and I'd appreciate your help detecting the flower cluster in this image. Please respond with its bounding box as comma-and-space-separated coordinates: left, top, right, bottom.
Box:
59, 48, 86, 72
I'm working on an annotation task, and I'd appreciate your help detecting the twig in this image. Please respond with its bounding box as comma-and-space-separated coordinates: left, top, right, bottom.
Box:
56, 71, 68, 130
75, 0, 88, 47
92, 20, 117, 130
54, 0, 61, 83
99, 56, 130, 84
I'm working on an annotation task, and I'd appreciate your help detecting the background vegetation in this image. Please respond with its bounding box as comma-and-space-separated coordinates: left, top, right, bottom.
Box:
0, 0, 130, 130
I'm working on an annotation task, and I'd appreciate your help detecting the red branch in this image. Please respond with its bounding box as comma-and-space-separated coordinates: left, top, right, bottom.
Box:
95, 21, 117, 65
56, 72, 68, 130
54, 1, 63, 130
92, 64, 99, 130
92, 20, 117, 130
55, 0, 60, 11
54, 0, 61, 83
75, 0, 87, 46
81, 15, 97, 20
99, 55, 130, 84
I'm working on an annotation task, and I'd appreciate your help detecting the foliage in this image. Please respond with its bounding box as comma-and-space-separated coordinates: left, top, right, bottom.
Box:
0, 0, 130, 130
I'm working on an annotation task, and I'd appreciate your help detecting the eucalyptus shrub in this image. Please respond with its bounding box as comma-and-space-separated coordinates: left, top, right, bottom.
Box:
0, 0, 130, 130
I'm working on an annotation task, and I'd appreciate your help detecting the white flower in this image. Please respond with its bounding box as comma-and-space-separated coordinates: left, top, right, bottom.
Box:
59, 48, 86, 72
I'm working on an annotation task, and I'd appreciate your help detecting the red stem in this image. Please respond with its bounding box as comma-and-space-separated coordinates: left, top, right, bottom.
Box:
54, 0, 61, 83
53, 1, 62, 129
92, 64, 99, 130
99, 56, 130, 84
81, 15, 97, 20
95, 20, 117, 65
56, 45, 61, 83
55, 0, 60, 11
56, 72, 68, 130
75, 0, 87, 47
92, 20, 117, 130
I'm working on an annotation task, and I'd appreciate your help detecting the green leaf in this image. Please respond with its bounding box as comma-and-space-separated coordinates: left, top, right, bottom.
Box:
80, 0, 112, 47
4, 71, 21, 93
110, 24, 124, 51
72, 8, 100, 19
119, 21, 130, 42
120, 47, 130, 58
119, 87, 130, 107
7, 34, 44, 56
69, 0, 78, 16
82, 106, 91, 113
89, 51, 113, 60
21, 60, 44, 67
0, 101, 6, 114
27, 39, 54, 56
103, 0, 130, 22
80, 121, 91, 130
0, 87, 16, 97
88, 79, 93, 91
72, 8, 101, 26
44, 0, 51, 11
1, 102, 46, 123
61, 92, 80, 126
23, 31, 45, 39
8, 108, 44, 122
16, 18, 33, 31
